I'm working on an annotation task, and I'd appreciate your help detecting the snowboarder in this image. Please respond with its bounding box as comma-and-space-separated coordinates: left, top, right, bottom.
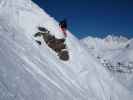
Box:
34, 26, 69, 61
59, 19, 67, 38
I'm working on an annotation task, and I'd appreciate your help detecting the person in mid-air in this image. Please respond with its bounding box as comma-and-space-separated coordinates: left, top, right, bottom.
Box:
59, 19, 67, 38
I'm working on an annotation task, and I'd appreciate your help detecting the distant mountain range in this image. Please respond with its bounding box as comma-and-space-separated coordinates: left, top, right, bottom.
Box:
81, 35, 133, 91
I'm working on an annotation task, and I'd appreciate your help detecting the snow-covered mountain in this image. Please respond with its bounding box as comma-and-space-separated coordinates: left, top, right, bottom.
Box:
0, 0, 133, 100
81, 35, 133, 92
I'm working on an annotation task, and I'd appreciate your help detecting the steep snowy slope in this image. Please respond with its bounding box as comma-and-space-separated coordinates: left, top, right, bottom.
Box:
0, 0, 132, 100
81, 35, 133, 92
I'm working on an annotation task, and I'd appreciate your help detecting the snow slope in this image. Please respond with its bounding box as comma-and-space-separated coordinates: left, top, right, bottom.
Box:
81, 35, 133, 92
0, 0, 132, 100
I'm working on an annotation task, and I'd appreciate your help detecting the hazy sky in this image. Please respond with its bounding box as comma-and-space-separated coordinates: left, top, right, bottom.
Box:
32, 0, 133, 39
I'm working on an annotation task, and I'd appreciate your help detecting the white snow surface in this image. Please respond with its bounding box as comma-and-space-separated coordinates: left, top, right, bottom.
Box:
0, 0, 132, 100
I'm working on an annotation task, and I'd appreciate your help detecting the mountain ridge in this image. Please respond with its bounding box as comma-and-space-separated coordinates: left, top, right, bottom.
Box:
81, 35, 133, 92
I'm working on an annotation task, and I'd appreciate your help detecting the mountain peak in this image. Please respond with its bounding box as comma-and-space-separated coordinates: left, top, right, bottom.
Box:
104, 35, 128, 43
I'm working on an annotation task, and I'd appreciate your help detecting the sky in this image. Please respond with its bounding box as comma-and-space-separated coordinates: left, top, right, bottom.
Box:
32, 0, 133, 39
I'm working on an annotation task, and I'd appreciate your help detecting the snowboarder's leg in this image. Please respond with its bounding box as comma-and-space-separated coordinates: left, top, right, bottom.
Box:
47, 35, 55, 44
42, 33, 51, 44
